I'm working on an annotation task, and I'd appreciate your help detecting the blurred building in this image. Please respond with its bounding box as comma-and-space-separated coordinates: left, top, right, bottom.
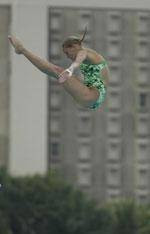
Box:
0, 6, 10, 170
0, 0, 150, 204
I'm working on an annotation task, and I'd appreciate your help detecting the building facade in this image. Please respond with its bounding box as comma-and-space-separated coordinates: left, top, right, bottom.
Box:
48, 7, 150, 203
0, 0, 150, 203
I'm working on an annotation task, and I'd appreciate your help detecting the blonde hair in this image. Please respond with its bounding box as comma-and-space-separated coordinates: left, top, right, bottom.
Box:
62, 26, 87, 48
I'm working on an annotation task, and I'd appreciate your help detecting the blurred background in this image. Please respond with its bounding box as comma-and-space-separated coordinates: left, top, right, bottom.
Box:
0, 0, 150, 211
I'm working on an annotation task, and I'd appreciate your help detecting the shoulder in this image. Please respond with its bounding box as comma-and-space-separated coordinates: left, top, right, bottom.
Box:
83, 47, 104, 64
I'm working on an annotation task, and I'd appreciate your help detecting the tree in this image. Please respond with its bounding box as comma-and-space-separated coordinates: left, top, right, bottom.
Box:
0, 170, 112, 234
107, 199, 139, 234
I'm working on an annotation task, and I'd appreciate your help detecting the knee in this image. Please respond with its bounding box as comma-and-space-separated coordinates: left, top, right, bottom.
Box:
81, 96, 95, 109
83, 89, 99, 102
83, 92, 92, 102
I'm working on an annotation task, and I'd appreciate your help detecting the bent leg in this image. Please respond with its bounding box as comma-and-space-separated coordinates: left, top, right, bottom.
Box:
41, 61, 99, 107
61, 76, 99, 107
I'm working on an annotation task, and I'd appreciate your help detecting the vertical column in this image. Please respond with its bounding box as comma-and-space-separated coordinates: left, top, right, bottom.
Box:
133, 12, 150, 203
9, 0, 48, 175
105, 11, 124, 201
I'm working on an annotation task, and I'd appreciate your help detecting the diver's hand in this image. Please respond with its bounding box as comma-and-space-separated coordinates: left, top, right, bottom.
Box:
62, 68, 73, 77
59, 69, 73, 83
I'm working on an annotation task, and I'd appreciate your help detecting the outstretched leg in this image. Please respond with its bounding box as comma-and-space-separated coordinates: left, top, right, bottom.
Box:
8, 35, 99, 108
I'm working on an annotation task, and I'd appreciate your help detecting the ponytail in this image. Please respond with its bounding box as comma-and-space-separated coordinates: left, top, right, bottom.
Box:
80, 25, 87, 43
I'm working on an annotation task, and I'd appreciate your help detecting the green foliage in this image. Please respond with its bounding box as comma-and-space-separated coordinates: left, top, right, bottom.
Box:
0, 170, 112, 234
1, 169, 150, 234
137, 205, 150, 234
106, 199, 139, 234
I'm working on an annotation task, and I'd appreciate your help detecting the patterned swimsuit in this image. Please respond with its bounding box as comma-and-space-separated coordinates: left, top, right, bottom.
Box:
80, 60, 107, 110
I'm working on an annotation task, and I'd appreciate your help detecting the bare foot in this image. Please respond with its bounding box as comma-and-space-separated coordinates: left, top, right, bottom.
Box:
8, 35, 24, 54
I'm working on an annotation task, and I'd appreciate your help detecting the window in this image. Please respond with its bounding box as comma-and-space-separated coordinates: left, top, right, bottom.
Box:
137, 164, 149, 187
107, 189, 121, 200
78, 10, 92, 32
136, 114, 149, 136
136, 64, 149, 85
139, 93, 147, 107
136, 40, 149, 60
107, 12, 122, 34
107, 88, 121, 110
137, 91, 148, 112
50, 41, 60, 57
50, 90, 61, 108
107, 164, 121, 186
78, 144, 91, 160
107, 38, 122, 59
136, 13, 149, 35
77, 163, 91, 187
135, 189, 148, 203
77, 114, 92, 135
136, 139, 149, 162
107, 113, 121, 137
107, 139, 121, 161
50, 13, 62, 31
50, 116, 60, 134
109, 64, 122, 85
50, 141, 60, 157
49, 139, 60, 164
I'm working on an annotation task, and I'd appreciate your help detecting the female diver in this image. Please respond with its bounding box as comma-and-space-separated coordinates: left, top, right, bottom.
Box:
8, 29, 109, 110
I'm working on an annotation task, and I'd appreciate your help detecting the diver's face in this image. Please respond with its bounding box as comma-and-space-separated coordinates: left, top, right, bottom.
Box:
63, 44, 81, 60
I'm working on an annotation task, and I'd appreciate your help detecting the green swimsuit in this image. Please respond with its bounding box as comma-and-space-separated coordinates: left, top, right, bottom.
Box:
80, 60, 107, 110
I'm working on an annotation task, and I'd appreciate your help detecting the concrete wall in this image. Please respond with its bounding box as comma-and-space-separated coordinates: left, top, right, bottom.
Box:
9, 1, 48, 175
